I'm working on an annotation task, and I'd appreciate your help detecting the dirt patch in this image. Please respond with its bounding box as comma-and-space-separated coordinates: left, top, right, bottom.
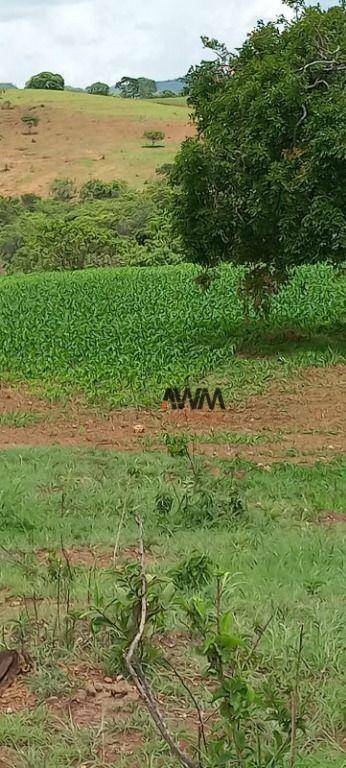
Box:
0, 747, 20, 768
35, 545, 155, 568
0, 366, 345, 464
46, 664, 140, 727
36, 545, 115, 569
0, 678, 36, 714
0, 384, 47, 414
319, 513, 346, 524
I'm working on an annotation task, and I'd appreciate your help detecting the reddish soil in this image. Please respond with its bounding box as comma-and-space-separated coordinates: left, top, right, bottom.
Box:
320, 513, 346, 524
0, 366, 345, 464
45, 663, 140, 727
0, 677, 36, 715
0, 660, 198, 764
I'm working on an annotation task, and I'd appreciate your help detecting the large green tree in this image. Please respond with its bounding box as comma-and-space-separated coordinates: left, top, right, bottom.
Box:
116, 76, 140, 98
138, 77, 156, 98
172, 2, 345, 299
25, 72, 65, 90
116, 76, 156, 98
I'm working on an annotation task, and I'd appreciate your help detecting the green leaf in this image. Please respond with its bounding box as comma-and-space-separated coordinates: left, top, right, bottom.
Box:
219, 609, 234, 635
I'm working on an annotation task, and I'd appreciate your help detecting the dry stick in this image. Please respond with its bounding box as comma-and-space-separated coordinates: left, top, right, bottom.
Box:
60, 536, 73, 583
113, 494, 128, 566
244, 613, 274, 666
290, 624, 304, 768
124, 515, 199, 768
60, 535, 73, 616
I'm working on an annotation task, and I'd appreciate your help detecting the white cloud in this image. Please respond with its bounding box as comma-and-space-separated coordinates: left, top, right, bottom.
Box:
0, 0, 301, 87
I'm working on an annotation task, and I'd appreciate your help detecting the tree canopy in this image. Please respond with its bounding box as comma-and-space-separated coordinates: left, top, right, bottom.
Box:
25, 72, 65, 90
86, 81, 110, 96
172, 2, 346, 292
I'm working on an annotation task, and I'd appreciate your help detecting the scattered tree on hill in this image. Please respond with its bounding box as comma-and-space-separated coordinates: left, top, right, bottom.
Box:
143, 130, 165, 147
116, 76, 156, 98
21, 114, 39, 134
171, 1, 346, 309
116, 76, 140, 98
25, 72, 64, 90
86, 81, 110, 96
138, 77, 156, 98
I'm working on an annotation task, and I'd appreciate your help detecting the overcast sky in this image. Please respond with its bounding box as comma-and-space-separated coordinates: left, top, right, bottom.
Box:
0, 0, 334, 88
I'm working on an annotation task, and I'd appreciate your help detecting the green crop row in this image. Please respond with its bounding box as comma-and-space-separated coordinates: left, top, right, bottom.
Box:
0, 263, 344, 406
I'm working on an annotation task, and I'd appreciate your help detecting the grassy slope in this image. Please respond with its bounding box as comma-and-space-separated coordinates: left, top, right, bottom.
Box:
0, 263, 344, 406
0, 89, 191, 193
0, 446, 345, 766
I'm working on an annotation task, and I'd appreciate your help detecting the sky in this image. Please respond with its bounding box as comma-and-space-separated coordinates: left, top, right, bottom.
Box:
0, 0, 335, 88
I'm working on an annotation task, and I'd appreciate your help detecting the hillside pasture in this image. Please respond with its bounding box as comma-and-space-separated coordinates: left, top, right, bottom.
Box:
0, 89, 192, 194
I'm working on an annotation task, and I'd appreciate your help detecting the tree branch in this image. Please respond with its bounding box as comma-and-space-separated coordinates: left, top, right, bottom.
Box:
293, 103, 307, 146
124, 515, 199, 768
306, 78, 329, 90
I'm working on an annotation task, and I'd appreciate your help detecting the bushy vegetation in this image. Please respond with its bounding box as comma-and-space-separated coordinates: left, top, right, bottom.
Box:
0, 179, 183, 273
143, 130, 166, 146
0, 261, 343, 403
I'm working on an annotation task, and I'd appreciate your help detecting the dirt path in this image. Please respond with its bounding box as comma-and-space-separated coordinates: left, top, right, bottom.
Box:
0, 365, 345, 464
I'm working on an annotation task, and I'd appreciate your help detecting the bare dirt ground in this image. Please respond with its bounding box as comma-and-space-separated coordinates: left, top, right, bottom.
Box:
0, 91, 193, 194
0, 365, 345, 464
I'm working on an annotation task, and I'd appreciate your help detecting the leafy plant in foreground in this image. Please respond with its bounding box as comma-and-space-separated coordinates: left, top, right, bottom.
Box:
89, 561, 176, 674
112, 525, 307, 768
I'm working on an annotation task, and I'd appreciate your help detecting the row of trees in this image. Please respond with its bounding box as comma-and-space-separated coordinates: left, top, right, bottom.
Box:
24, 73, 178, 98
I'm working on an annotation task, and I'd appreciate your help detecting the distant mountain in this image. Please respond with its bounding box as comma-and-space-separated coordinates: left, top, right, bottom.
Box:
155, 78, 185, 94
0, 83, 17, 89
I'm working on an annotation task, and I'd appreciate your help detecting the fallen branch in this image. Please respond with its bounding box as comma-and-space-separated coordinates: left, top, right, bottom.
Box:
124, 515, 199, 768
